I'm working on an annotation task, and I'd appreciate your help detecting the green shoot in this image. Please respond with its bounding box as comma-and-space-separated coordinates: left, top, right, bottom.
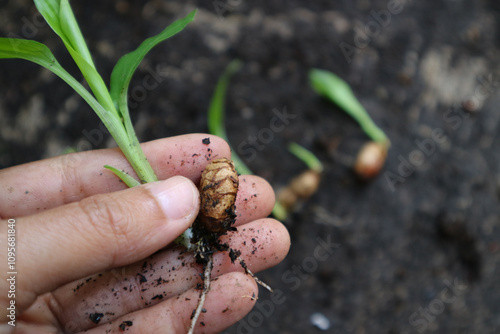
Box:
207, 60, 287, 219
34, 0, 119, 120
309, 68, 390, 147
103, 166, 142, 188
271, 143, 323, 221
0, 0, 196, 186
288, 142, 323, 173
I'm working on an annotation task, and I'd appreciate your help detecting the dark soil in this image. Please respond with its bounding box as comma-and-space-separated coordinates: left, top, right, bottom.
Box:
2, 0, 500, 333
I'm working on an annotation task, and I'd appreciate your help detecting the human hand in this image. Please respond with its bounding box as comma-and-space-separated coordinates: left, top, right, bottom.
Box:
0, 134, 290, 333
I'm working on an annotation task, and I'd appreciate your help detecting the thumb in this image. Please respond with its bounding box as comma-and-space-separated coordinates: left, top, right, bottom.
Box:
1, 176, 199, 313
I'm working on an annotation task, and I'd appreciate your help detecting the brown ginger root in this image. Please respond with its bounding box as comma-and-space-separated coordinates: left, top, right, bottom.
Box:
353, 141, 388, 180
277, 169, 321, 211
198, 158, 239, 235
187, 158, 270, 334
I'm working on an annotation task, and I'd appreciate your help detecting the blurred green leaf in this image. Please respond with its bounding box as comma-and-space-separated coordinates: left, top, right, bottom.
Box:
309, 68, 389, 145
207, 60, 253, 175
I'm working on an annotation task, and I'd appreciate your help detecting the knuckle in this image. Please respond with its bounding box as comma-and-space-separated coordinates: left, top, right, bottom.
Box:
77, 194, 132, 260
58, 153, 85, 203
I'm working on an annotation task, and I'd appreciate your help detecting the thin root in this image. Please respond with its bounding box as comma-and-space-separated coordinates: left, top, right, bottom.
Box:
241, 294, 258, 301
188, 255, 213, 334
238, 256, 273, 292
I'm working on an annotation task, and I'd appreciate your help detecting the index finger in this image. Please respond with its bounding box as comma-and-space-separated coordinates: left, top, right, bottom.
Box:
0, 134, 230, 218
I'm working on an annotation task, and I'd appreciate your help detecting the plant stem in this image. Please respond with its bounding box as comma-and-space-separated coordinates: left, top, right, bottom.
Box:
124, 132, 158, 183
47, 57, 156, 183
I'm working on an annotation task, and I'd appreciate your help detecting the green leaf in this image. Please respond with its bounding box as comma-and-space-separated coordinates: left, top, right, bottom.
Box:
309, 69, 389, 145
58, 0, 96, 68
34, 0, 95, 68
67, 46, 118, 117
0, 38, 126, 156
104, 165, 142, 187
34, 0, 117, 119
110, 10, 197, 113
107, 10, 196, 184
0, 37, 56, 64
33, 0, 63, 40
208, 60, 242, 140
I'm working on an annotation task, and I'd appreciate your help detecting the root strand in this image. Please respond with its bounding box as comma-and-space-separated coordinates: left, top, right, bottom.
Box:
238, 256, 273, 292
188, 256, 213, 334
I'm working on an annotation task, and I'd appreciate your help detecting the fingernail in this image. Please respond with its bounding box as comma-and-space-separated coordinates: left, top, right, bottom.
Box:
147, 176, 198, 221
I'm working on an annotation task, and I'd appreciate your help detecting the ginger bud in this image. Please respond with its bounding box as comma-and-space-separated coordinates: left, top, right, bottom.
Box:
354, 141, 388, 179
198, 158, 239, 234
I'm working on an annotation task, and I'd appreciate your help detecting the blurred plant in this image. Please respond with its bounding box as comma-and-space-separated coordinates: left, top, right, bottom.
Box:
309, 68, 390, 179
276, 143, 323, 220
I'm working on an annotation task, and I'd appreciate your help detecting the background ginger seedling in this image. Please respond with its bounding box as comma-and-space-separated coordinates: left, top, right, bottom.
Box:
309, 68, 390, 179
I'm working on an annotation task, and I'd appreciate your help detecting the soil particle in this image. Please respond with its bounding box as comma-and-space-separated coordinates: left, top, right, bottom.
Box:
73, 282, 84, 292
119, 320, 133, 331
137, 273, 147, 283
89, 313, 104, 324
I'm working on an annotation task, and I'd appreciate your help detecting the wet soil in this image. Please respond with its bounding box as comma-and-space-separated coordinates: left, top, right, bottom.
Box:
1, 0, 500, 333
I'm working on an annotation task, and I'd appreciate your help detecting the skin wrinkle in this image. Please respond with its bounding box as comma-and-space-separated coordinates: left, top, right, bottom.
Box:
58, 153, 88, 206
57, 151, 130, 206
45, 291, 66, 331
76, 193, 134, 269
